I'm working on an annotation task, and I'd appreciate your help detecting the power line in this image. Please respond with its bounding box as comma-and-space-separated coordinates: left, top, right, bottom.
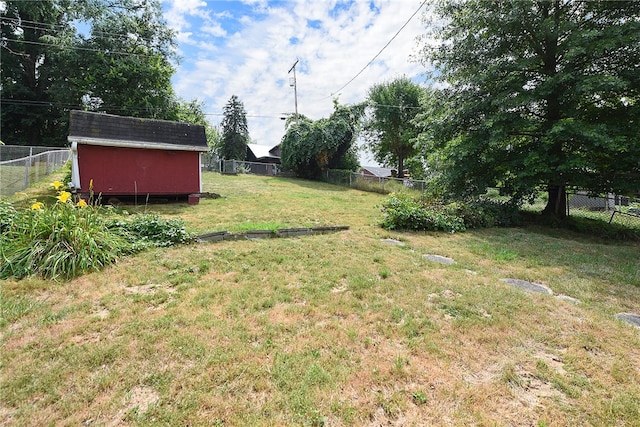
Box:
1, 17, 170, 58
327, 0, 427, 99
2, 17, 162, 43
0, 99, 283, 119
1, 38, 165, 58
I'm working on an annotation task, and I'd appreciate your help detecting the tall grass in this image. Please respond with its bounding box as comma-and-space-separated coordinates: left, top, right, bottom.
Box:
0, 201, 133, 280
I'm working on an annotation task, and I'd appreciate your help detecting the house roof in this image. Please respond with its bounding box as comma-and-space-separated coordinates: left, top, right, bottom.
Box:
68, 110, 209, 152
247, 143, 280, 160
361, 166, 394, 177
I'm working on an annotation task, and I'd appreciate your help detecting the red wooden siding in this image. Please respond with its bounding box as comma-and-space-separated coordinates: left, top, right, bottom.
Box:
77, 144, 200, 196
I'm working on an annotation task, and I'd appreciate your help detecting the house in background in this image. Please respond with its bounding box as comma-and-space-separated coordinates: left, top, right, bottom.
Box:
246, 143, 280, 164
68, 110, 208, 204
360, 166, 409, 180
244, 143, 281, 175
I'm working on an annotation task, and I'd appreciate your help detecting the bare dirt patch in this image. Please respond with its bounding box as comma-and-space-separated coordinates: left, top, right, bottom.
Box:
107, 386, 159, 427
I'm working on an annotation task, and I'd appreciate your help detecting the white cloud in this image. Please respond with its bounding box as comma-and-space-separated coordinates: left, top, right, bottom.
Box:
166, 0, 431, 156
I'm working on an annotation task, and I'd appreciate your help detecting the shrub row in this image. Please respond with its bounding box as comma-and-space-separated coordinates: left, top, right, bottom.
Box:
380, 193, 520, 232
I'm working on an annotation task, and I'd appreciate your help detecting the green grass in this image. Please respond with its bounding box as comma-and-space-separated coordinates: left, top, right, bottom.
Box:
1, 172, 640, 426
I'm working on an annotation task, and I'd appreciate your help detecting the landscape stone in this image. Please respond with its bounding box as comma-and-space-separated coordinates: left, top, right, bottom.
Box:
615, 313, 640, 327
556, 294, 580, 304
501, 278, 553, 295
423, 254, 455, 265
381, 238, 405, 246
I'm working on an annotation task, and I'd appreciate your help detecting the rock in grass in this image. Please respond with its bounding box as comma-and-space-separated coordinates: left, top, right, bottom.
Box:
501, 278, 553, 295
381, 238, 405, 246
556, 294, 581, 304
423, 254, 455, 265
615, 313, 640, 327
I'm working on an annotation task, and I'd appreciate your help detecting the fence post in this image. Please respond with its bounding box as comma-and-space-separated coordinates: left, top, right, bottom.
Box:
24, 147, 33, 188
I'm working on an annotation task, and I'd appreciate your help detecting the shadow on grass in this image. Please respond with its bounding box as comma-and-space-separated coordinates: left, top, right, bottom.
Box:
520, 211, 640, 243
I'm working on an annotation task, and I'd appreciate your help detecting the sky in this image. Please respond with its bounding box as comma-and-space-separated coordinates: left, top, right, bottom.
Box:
161, 0, 430, 163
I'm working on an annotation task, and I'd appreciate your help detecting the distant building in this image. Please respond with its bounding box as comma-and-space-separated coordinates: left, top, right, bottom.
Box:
360, 166, 409, 179
246, 144, 281, 164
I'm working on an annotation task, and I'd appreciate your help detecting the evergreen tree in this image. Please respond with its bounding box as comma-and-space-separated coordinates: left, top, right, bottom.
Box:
220, 95, 249, 160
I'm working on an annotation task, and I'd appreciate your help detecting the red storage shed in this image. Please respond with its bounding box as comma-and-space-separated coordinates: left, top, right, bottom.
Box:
68, 111, 208, 203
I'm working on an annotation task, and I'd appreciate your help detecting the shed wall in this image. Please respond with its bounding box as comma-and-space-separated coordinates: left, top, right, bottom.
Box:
77, 144, 201, 196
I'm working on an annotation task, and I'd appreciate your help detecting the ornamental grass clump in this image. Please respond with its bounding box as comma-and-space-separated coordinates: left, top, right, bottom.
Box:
0, 186, 134, 280
0, 182, 192, 280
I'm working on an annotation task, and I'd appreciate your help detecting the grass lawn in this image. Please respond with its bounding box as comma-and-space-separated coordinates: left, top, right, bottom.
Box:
2, 172, 640, 426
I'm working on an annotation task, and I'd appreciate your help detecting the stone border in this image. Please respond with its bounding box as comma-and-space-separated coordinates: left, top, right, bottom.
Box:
196, 225, 349, 242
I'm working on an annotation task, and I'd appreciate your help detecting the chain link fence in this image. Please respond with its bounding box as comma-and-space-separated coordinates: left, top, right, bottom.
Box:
219, 159, 280, 176
567, 189, 640, 228
0, 146, 71, 197
323, 169, 429, 196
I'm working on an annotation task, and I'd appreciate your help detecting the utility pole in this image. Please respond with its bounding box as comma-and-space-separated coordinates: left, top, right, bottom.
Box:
288, 59, 299, 123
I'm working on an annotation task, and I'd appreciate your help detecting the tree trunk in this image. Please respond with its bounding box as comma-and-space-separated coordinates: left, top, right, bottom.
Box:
542, 184, 567, 218
397, 157, 405, 179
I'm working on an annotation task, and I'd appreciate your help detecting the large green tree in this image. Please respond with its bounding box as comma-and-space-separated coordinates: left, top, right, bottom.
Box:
1, 0, 179, 146
75, 0, 178, 119
363, 76, 423, 179
220, 95, 249, 160
418, 0, 640, 217
1, 0, 79, 146
281, 102, 363, 179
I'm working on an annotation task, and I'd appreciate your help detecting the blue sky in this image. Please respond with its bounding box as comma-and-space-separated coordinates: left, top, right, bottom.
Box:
162, 0, 429, 158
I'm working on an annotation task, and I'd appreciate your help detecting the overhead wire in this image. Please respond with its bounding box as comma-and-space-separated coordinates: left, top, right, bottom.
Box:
1, 17, 169, 58
0, 99, 283, 119
2, 5, 428, 117
326, 0, 428, 100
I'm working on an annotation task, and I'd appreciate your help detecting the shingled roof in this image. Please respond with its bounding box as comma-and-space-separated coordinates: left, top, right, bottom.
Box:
68, 110, 208, 151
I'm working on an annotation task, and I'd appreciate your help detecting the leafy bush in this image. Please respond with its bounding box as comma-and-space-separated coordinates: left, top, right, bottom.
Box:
0, 200, 19, 233
380, 194, 520, 232
380, 193, 466, 232
109, 214, 192, 249
454, 199, 521, 228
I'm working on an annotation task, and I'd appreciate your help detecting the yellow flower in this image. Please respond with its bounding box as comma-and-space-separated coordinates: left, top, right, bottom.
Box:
76, 199, 88, 208
56, 191, 72, 203
31, 202, 45, 210
52, 181, 63, 190
89, 179, 94, 191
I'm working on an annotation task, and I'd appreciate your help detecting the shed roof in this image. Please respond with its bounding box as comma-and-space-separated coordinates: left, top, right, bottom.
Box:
68, 110, 208, 152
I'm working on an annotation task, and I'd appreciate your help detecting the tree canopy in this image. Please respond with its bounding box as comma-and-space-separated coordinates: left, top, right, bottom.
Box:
220, 95, 249, 160
280, 102, 364, 179
1, 0, 182, 146
417, 0, 640, 217
364, 76, 423, 178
